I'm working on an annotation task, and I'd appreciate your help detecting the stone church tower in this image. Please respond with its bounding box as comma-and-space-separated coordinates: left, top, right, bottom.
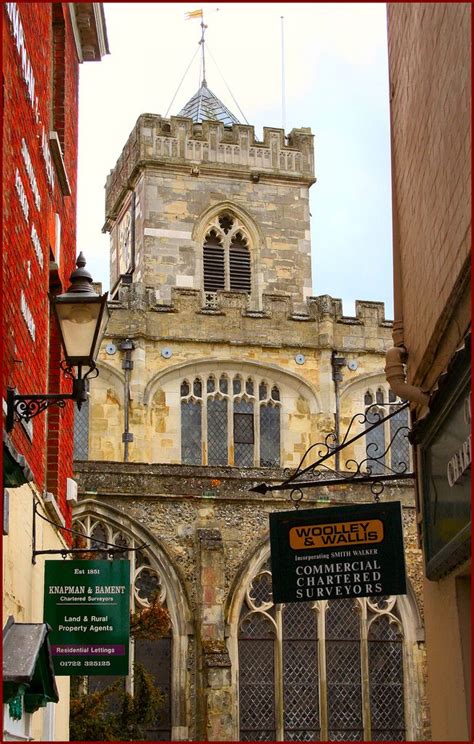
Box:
74, 82, 429, 740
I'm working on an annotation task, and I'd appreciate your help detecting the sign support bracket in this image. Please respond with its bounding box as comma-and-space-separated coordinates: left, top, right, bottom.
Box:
250, 400, 415, 506
32, 499, 149, 564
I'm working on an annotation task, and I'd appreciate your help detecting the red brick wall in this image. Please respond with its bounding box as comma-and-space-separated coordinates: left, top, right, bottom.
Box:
387, 3, 471, 389
3, 3, 81, 527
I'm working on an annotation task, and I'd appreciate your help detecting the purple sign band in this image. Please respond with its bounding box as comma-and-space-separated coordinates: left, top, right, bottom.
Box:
51, 644, 125, 656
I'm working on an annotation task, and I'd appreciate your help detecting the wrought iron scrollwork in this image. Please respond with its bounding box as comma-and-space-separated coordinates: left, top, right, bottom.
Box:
12, 394, 67, 424
251, 400, 415, 504
60, 359, 76, 379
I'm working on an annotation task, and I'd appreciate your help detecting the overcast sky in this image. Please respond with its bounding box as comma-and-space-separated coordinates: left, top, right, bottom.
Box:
77, 2, 394, 318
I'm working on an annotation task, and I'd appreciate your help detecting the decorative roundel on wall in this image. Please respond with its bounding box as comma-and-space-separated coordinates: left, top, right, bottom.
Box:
295, 353, 305, 365
161, 348, 173, 359
105, 343, 117, 355
347, 359, 358, 371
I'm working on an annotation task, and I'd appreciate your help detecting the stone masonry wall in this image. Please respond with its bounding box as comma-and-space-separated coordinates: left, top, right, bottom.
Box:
104, 115, 315, 306
86, 288, 395, 468
73, 462, 427, 740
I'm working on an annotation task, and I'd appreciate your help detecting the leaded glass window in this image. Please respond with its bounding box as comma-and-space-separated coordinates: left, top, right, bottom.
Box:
208, 398, 228, 465
73, 398, 89, 460
365, 405, 385, 475
72, 517, 173, 740
181, 399, 202, 465
234, 399, 254, 467
368, 614, 405, 741
260, 404, 280, 467
238, 565, 408, 742
326, 600, 363, 739
179, 373, 281, 467
364, 386, 411, 474
282, 602, 319, 741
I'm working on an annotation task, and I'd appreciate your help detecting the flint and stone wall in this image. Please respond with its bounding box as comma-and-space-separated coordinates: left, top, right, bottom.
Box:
74, 463, 428, 741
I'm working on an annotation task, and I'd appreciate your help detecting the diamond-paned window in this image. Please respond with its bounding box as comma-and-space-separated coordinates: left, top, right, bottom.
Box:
238, 565, 409, 741
71, 516, 173, 741
260, 404, 280, 467
208, 398, 228, 465
181, 400, 202, 464
180, 374, 280, 467
364, 387, 412, 475
73, 398, 89, 460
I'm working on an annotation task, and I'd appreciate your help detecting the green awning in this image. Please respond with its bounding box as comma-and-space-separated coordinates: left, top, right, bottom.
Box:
3, 432, 33, 488
3, 617, 59, 720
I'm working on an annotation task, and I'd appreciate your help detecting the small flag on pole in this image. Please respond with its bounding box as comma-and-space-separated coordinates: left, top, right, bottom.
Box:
185, 9, 203, 19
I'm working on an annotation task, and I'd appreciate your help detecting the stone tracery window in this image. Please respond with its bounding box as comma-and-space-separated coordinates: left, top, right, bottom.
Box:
364, 386, 411, 475
203, 213, 252, 302
72, 517, 172, 740
238, 564, 407, 741
180, 373, 280, 467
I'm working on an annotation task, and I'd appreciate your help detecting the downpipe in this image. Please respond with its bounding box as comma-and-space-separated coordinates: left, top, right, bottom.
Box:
384, 347, 430, 408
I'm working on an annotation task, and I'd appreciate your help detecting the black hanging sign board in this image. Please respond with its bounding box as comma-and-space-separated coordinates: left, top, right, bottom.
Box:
269, 501, 407, 603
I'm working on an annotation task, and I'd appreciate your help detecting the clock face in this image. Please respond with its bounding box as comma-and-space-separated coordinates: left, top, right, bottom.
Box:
118, 210, 132, 275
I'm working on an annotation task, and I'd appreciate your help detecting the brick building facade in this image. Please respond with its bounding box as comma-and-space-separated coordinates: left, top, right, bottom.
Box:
74, 85, 430, 739
2, 4, 108, 740
386, 3, 471, 741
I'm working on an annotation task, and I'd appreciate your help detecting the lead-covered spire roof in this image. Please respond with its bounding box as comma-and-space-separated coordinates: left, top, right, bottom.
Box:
178, 83, 240, 127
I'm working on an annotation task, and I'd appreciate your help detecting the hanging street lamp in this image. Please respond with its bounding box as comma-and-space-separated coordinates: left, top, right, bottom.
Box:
6, 253, 109, 432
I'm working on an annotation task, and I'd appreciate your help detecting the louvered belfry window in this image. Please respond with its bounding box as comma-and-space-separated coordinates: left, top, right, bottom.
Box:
203, 229, 225, 292
203, 214, 252, 297
230, 232, 251, 292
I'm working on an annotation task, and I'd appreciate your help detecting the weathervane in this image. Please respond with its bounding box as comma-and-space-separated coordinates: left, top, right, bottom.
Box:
185, 8, 216, 87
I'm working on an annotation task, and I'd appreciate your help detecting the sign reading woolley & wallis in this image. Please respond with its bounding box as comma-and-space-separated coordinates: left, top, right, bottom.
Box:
269, 502, 407, 603
44, 560, 130, 676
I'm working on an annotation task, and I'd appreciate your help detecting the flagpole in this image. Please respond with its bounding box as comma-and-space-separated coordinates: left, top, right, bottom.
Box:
200, 11, 207, 86
281, 15, 286, 131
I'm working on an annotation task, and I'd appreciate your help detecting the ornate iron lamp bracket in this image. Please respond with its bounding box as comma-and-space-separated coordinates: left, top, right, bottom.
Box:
251, 400, 415, 504
6, 364, 98, 433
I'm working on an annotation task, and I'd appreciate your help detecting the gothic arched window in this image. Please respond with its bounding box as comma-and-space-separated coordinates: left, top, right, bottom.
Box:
364, 386, 411, 475
203, 213, 252, 302
180, 373, 280, 467
237, 563, 408, 741
71, 517, 173, 740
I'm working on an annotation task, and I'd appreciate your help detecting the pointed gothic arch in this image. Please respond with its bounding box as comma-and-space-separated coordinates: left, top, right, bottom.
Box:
226, 540, 426, 741
73, 500, 192, 740
192, 201, 264, 305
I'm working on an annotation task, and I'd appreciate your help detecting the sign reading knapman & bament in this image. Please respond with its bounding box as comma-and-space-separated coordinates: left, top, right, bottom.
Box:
269, 502, 407, 603
44, 560, 130, 676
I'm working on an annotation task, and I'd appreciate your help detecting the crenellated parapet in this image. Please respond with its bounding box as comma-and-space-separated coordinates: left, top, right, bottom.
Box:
104, 284, 393, 353
104, 114, 315, 222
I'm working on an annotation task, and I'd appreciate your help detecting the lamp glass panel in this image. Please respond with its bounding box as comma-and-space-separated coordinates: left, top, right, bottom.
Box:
56, 301, 101, 359
91, 300, 110, 360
